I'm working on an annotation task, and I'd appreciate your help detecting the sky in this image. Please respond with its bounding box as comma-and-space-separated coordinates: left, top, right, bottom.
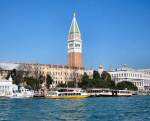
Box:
0, 0, 150, 70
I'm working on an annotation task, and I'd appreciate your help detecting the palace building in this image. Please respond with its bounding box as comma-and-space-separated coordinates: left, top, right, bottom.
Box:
108, 65, 150, 91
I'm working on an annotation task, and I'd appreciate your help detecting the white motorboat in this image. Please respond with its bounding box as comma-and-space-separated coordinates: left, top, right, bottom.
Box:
10, 86, 34, 98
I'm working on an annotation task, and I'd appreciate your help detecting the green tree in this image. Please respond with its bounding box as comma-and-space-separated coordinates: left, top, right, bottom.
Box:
101, 71, 115, 89
82, 72, 89, 81
93, 70, 101, 80
24, 77, 43, 91
9, 69, 24, 85
79, 71, 116, 89
67, 81, 76, 88
78, 72, 91, 89
92, 71, 107, 88
116, 81, 138, 91
101, 71, 111, 81
93, 78, 107, 88
46, 74, 53, 89
105, 80, 116, 89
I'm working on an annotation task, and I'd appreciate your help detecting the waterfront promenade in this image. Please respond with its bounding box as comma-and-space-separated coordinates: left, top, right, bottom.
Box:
0, 96, 150, 121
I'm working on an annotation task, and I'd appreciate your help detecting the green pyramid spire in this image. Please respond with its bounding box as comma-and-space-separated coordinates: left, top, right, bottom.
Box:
69, 13, 80, 34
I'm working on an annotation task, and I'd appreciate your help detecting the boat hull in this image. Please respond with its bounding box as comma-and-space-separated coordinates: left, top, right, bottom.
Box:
46, 95, 89, 99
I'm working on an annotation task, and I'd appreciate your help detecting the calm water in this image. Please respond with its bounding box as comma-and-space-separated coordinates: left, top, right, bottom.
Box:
0, 96, 150, 121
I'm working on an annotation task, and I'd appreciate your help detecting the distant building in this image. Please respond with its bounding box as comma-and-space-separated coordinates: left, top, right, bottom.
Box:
108, 65, 150, 91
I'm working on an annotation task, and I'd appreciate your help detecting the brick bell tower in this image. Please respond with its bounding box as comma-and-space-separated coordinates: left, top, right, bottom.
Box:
68, 13, 83, 68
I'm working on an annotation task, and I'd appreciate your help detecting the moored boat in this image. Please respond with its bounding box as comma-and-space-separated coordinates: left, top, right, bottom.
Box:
46, 88, 90, 99
116, 90, 132, 96
87, 88, 132, 97
10, 86, 34, 99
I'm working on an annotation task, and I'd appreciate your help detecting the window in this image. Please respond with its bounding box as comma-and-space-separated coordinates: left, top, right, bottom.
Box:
75, 43, 80, 47
69, 44, 73, 47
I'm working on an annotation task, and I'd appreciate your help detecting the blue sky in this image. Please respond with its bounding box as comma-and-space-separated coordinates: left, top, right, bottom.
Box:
0, 0, 150, 69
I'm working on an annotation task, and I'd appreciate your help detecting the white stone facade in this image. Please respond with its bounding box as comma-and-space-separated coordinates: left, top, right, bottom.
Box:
108, 65, 150, 91
0, 76, 13, 96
